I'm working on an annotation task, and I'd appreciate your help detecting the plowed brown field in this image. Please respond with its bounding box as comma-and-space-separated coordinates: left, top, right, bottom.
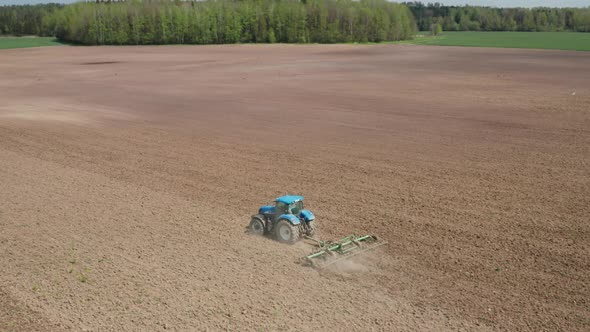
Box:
0, 44, 588, 331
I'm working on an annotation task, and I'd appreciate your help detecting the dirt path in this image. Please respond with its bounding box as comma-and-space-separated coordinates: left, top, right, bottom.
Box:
0, 44, 588, 331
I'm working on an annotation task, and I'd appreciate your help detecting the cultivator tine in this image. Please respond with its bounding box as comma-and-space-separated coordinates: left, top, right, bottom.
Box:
301, 234, 387, 269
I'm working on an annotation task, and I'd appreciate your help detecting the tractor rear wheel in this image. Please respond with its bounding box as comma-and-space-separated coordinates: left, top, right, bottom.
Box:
249, 217, 265, 236
275, 219, 300, 244
306, 220, 317, 237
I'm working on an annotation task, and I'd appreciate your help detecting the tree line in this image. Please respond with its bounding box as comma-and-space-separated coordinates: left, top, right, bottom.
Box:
1, 1, 590, 45
0, 3, 62, 36
36, 0, 416, 45
404, 2, 590, 33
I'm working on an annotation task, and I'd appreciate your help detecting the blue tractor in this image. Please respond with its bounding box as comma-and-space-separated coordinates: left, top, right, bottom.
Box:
249, 195, 316, 244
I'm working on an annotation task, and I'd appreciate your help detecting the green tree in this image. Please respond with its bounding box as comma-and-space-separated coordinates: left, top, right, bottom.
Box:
430, 22, 442, 35
522, 10, 536, 31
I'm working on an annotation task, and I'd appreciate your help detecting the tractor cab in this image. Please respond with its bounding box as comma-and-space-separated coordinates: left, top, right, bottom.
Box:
275, 195, 304, 215
274, 195, 314, 223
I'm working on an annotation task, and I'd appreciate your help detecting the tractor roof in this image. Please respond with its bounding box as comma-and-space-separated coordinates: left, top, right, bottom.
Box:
275, 195, 304, 204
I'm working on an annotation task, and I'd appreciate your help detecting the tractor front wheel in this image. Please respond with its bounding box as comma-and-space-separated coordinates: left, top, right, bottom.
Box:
249, 217, 265, 236
275, 219, 300, 244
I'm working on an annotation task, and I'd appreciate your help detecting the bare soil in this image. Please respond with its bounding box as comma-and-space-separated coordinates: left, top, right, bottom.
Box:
0, 44, 588, 331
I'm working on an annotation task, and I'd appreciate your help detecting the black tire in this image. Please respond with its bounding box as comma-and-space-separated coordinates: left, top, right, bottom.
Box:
249, 217, 265, 236
306, 220, 317, 237
274, 219, 300, 244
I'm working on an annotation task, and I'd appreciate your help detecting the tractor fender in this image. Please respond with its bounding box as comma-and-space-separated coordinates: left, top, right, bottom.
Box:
277, 214, 300, 225
251, 214, 269, 232
300, 210, 315, 222
251, 214, 266, 223
251, 214, 268, 228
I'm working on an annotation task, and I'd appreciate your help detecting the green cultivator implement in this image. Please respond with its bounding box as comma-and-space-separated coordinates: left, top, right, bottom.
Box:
301, 234, 387, 269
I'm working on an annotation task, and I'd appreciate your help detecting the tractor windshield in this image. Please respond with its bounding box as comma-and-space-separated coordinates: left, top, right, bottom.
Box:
276, 202, 288, 214
276, 200, 304, 215
290, 201, 304, 215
